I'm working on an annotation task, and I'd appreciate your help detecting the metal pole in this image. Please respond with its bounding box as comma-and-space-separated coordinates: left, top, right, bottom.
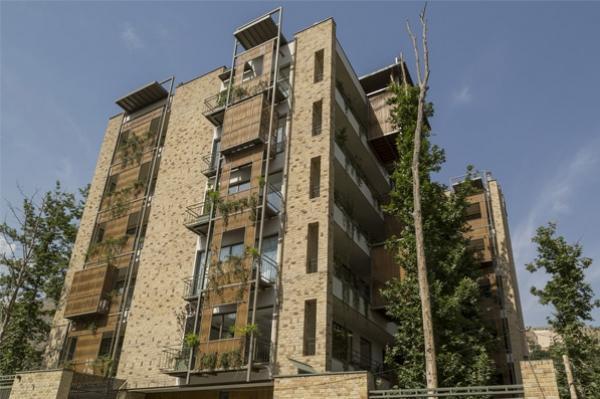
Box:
110, 76, 175, 374
246, 7, 283, 382
185, 155, 223, 384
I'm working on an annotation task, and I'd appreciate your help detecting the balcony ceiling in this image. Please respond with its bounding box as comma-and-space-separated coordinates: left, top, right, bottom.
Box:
116, 81, 169, 114
234, 14, 286, 50
359, 62, 411, 95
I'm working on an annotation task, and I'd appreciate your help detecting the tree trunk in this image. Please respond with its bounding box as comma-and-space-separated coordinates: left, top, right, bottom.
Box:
406, 5, 438, 391
563, 354, 578, 399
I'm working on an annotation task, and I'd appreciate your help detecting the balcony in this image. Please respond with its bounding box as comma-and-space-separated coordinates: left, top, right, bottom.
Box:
254, 254, 278, 286
333, 143, 384, 240
64, 265, 116, 320
201, 153, 219, 177
333, 202, 370, 257
159, 347, 190, 375
183, 201, 211, 235
335, 87, 389, 195
221, 94, 272, 154
183, 275, 203, 301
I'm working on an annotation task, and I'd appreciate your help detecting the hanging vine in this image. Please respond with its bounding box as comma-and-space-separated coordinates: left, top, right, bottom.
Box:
86, 235, 128, 266
105, 179, 147, 218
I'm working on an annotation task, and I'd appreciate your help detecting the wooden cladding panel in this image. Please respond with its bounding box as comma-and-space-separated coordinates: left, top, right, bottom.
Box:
64, 265, 116, 319
367, 90, 395, 140
370, 245, 403, 308
233, 39, 275, 95
221, 95, 271, 153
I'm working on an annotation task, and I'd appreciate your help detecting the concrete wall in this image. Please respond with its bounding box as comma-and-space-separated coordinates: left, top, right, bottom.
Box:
9, 369, 73, 399
115, 69, 223, 388
274, 372, 370, 399
44, 114, 124, 367
520, 360, 560, 399
276, 19, 336, 375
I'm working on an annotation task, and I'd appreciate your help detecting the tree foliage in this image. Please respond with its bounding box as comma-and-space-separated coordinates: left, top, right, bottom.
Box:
382, 82, 495, 387
0, 182, 87, 374
526, 223, 600, 398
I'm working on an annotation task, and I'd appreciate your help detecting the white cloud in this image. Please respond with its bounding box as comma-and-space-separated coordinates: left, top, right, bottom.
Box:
513, 136, 600, 326
121, 23, 144, 50
452, 85, 472, 105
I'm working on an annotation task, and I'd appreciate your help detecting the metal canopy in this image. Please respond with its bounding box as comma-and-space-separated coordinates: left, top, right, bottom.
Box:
234, 13, 286, 50
115, 81, 169, 114
359, 62, 411, 94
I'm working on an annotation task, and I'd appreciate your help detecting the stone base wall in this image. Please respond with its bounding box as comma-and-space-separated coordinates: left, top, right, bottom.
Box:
520, 360, 560, 399
273, 371, 371, 399
9, 369, 73, 399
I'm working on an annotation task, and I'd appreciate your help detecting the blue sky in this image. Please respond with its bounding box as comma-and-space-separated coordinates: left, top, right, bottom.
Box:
1, 2, 599, 327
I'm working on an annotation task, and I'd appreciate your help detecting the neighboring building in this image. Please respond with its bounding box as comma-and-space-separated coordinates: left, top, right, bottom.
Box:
526, 327, 560, 351
39, 9, 527, 398
453, 172, 529, 383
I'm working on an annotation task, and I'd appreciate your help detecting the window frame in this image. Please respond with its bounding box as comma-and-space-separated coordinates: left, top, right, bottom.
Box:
209, 304, 237, 341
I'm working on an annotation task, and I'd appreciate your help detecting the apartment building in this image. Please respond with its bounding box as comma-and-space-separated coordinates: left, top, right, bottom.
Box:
36, 8, 526, 398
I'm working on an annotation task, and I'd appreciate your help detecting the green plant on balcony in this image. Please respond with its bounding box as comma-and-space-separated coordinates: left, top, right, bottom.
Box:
105, 179, 147, 218
118, 134, 145, 166
86, 235, 128, 266
335, 127, 347, 146
219, 351, 231, 370
92, 355, 114, 377
184, 333, 200, 348
206, 191, 260, 226
229, 349, 243, 368
198, 351, 217, 371
235, 323, 259, 337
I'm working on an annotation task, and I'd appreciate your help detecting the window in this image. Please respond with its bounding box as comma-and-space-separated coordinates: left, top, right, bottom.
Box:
65, 336, 77, 361
312, 100, 323, 136
466, 202, 482, 220
117, 130, 130, 149
219, 242, 245, 262
303, 300, 317, 355
359, 338, 372, 370
98, 332, 113, 357
126, 212, 141, 236
275, 115, 287, 153
106, 175, 118, 195
332, 322, 352, 365
243, 56, 264, 81
314, 49, 324, 83
469, 238, 485, 252
228, 164, 251, 194
306, 223, 319, 273
93, 223, 106, 244
309, 157, 321, 199
480, 282, 493, 298
148, 117, 161, 141
137, 162, 151, 185
210, 304, 237, 340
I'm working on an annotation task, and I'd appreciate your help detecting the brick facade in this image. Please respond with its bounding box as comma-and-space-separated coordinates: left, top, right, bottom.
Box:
273, 372, 371, 399
276, 18, 336, 375
9, 370, 73, 399
520, 360, 560, 399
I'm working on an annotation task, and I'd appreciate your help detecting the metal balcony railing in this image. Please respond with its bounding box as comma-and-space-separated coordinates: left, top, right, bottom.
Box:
183, 275, 203, 300
203, 78, 291, 116
159, 347, 190, 373
0, 375, 15, 399
183, 202, 211, 227
201, 154, 218, 176
245, 336, 271, 364
254, 254, 278, 285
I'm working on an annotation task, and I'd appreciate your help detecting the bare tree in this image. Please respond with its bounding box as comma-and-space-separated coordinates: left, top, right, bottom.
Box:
405, 4, 438, 390
0, 193, 45, 345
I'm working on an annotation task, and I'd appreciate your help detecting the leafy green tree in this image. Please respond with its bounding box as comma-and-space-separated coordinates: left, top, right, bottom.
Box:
382, 80, 495, 387
526, 223, 600, 398
0, 182, 87, 374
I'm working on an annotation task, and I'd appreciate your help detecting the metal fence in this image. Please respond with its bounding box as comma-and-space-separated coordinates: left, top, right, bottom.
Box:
370, 385, 524, 399
0, 375, 14, 399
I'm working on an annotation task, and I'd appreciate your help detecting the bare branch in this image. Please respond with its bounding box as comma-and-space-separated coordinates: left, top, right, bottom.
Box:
406, 19, 422, 86
420, 4, 430, 87
399, 52, 409, 96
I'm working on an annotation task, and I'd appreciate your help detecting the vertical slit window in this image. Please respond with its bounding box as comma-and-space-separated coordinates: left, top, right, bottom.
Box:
126, 212, 141, 236
312, 100, 323, 136
314, 49, 324, 83
93, 223, 106, 244
137, 162, 151, 186
309, 157, 321, 199
303, 299, 317, 356
106, 174, 119, 195
306, 223, 319, 273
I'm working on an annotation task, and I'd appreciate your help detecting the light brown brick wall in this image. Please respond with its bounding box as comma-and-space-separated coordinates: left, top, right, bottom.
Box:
115, 70, 223, 388
44, 114, 124, 367
9, 369, 73, 399
273, 372, 370, 399
520, 360, 560, 399
489, 180, 528, 381
276, 19, 336, 375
